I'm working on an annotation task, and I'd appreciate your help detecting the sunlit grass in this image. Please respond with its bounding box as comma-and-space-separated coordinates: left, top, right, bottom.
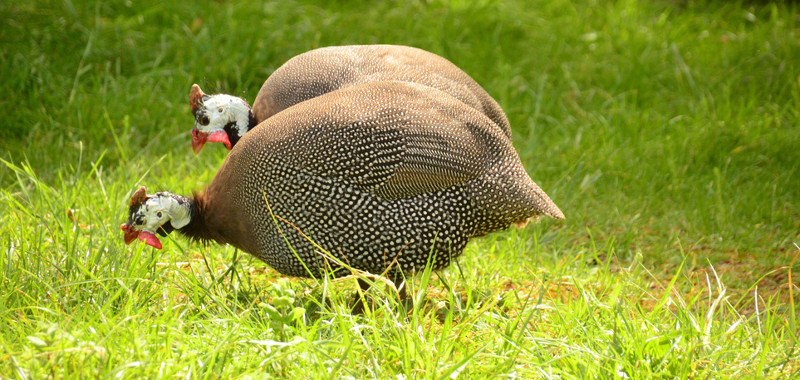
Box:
1, 0, 799, 378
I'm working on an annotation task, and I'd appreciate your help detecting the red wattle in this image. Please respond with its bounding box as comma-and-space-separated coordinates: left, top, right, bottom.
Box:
138, 231, 163, 249
207, 130, 232, 150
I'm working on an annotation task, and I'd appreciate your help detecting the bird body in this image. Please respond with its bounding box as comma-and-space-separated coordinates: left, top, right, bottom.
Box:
125, 81, 562, 287
190, 45, 511, 152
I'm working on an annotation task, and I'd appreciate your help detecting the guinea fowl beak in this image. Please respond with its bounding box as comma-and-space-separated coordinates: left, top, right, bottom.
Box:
121, 223, 140, 245
120, 224, 163, 249
191, 127, 208, 154
192, 128, 232, 153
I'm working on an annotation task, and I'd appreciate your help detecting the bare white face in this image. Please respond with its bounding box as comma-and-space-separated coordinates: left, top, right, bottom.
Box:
123, 194, 192, 249
129, 196, 191, 234
195, 94, 251, 138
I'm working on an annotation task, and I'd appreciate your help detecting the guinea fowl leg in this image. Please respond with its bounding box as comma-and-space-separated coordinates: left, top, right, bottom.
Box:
349, 272, 408, 314
349, 278, 373, 314
391, 271, 408, 302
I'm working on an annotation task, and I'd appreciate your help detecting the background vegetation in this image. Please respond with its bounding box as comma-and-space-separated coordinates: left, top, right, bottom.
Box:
1, 0, 798, 377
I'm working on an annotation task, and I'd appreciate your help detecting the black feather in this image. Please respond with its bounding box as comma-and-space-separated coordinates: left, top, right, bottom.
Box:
157, 222, 175, 237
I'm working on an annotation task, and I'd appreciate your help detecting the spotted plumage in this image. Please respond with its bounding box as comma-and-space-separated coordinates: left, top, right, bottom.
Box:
124, 81, 563, 292
190, 45, 511, 153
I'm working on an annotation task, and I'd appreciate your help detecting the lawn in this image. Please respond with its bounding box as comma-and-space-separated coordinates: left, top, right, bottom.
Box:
1, 0, 799, 378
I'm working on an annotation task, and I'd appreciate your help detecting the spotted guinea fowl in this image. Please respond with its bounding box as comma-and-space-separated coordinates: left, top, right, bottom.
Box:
189, 44, 511, 153
123, 81, 563, 302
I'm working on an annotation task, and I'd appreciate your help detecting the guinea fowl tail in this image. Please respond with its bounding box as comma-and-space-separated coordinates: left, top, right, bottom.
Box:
469, 159, 564, 236
510, 180, 565, 228
522, 179, 565, 220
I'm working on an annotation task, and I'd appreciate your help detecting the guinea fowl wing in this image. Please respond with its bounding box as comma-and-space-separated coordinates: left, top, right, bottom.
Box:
243, 82, 505, 201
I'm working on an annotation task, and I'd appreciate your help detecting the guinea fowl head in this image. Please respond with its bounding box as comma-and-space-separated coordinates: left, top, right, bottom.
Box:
189, 84, 256, 154
120, 187, 192, 249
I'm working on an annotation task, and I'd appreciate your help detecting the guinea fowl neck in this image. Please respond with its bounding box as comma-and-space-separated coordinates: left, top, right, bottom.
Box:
247, 110, 258, 131
225, 109, 259, 149
175, 192, 212, 244
177, 190, 249, 251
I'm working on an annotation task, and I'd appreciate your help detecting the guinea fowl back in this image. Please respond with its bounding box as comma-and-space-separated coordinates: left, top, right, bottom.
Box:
207, 81, 562, 279
251, 45, 512, 139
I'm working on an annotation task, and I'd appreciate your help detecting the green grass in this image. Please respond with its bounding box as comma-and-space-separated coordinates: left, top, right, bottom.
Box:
1, 0, 799, 377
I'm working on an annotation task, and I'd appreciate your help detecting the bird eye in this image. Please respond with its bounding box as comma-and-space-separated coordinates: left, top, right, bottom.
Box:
218, 108, 223, 113
157, 212, 162, 218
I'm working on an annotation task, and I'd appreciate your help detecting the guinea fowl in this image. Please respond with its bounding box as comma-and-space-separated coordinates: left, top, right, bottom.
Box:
123, 81, 563, 304
189, 44, 511, 153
